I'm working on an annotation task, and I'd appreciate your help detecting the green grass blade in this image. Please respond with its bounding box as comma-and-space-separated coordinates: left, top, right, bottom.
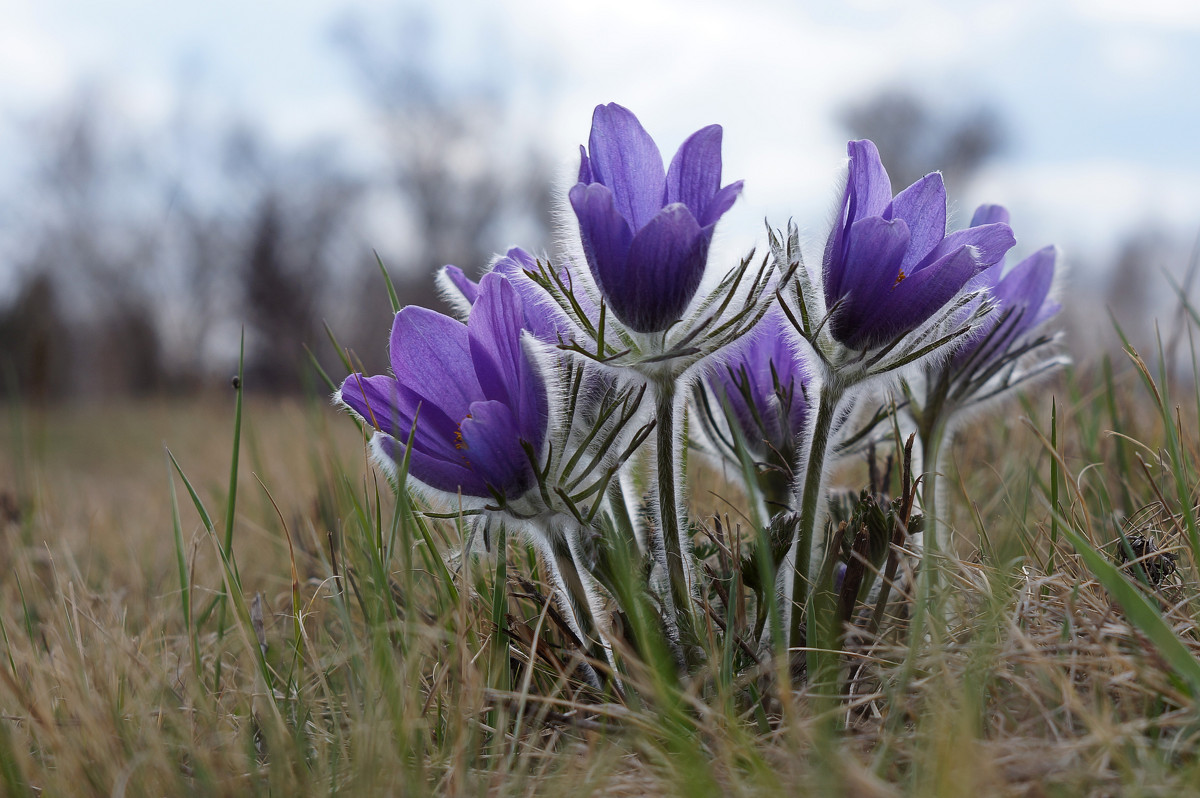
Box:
166, 448, 203, 679
376, 250, 402, 314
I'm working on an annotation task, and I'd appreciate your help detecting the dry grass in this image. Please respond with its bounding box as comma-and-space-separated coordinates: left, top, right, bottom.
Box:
0, 363, 1198, 796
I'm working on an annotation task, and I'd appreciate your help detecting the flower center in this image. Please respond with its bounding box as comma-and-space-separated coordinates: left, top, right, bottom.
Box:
894, 269, 907, 287
454, 414, 472, 466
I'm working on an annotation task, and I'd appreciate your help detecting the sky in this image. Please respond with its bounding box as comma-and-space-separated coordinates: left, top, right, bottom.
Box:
3, 0, 1200, 278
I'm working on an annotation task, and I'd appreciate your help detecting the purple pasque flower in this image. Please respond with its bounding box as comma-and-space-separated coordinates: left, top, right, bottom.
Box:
337, 272, 548, 500
954, 205, 1059, 368
708, 310, 810, 462
442, 247, 568, 343
823, 139, 1016, 351
569, 103, 744, 334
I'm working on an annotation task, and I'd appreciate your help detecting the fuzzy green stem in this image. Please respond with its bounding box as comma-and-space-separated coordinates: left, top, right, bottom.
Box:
919, 418, 948, 568
788, 380, 846, 704
654, 382, 695, 643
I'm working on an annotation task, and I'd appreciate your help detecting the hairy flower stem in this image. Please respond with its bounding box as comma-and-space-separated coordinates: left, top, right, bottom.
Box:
654, 381, 697, 647
910, 416, 949, 649
919, 419, 948, 572
788, 379, 846, 703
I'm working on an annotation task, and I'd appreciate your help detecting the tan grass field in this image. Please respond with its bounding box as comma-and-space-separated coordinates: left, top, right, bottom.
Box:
0, 371, 1198, 796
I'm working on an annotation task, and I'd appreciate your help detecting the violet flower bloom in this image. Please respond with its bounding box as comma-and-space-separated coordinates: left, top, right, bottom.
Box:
823, 140, 1016, 351
954, 205, 1060, 369
708, 311, 810, 463
442, 247, 567, 343
337, 272, 547, 500
569, 103, 743, 334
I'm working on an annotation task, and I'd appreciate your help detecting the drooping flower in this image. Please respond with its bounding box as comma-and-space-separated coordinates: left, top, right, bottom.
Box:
822, 139, 1016, 351
953, 205, 1060, 370
337, 272, 547, 500
707, 310, 810, 465
569, 103, 743, 334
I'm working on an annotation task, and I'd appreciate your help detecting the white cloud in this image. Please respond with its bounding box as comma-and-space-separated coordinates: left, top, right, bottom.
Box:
969, 159, 1200, 266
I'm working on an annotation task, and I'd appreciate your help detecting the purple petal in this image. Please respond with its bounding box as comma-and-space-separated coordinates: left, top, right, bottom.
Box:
491, 248, 567, 342
499, 246, 538, 272
824, 139, 894, 288
916, 222, 1015, 274
880, 244, 981, 337
467, 273, 548, 448
458, 400, 537, 497
376, 434, 490, 497
970, 204, 1010, 227
993, 246, 1055, 312
993, 245, 1057, 339
826, 216, 910, 344
699, 180, 744, 228
468, 273, 525, 408
441, 265, 480, 306
570, 181, 634, 300
586, 103, 666, 230
340, 373, 462, 466
846, 140, 893, 219
577, 144, 592, 184
888, 173, 947, 274
615, 204, 708, 332
338, 373, 402, 434
388, 307, 481, 426
666, 124, 723, 220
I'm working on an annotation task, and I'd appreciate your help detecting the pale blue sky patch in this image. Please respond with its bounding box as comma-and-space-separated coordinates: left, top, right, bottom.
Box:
1, 0, 1198, 278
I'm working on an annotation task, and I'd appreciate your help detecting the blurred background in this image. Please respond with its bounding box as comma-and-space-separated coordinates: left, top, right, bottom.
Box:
2, 0, 1199, 401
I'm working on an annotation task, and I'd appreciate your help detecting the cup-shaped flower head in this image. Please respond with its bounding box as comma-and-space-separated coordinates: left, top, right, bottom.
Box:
337, 272, 548, 501
954, 205, 1060, 369
569, 103, 744, 334
823, 140, 1017, 351
707, 310, 810, 464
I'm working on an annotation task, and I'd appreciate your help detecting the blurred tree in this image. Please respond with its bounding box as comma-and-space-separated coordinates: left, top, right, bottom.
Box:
0, 88, 166, 398
222, 126, 364, 392
840, 88, 1007, 194
1102, 232, 1170, 357
332, 6, 553, 287
0, 273, 70, 402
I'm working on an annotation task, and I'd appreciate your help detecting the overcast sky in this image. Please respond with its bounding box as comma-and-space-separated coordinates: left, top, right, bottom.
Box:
4, 0, 1200, 275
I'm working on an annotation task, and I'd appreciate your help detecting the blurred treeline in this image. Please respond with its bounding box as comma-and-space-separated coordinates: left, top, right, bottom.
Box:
1, 29, 1191, 402
0, 11, 554, 401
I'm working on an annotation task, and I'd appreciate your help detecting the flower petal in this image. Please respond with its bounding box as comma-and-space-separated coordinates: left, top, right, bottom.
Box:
375, 434, 489, 498
881, 244, 982, 337
994, 245, 1058, 338
617, 204, 708, 332
570, 181, 636, 308
388, 306, 481, 426
338, 373, 403, 435
970, 204, 1010, 227
699, 180, 744, 228
441, 264, 480, 306
666, 124, 723, 220
459, 400, 537, 497
846, 139, 893, 219
468, 273, 548, 449
824, 140, 895, 296
491, 248, 567, 342
339, 373, 466, 467
916, 222, 1015, 274
827, 216, 911, 347
888, 173, 947, 274
577, 144, 592, 184
586, 103, 666, 229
